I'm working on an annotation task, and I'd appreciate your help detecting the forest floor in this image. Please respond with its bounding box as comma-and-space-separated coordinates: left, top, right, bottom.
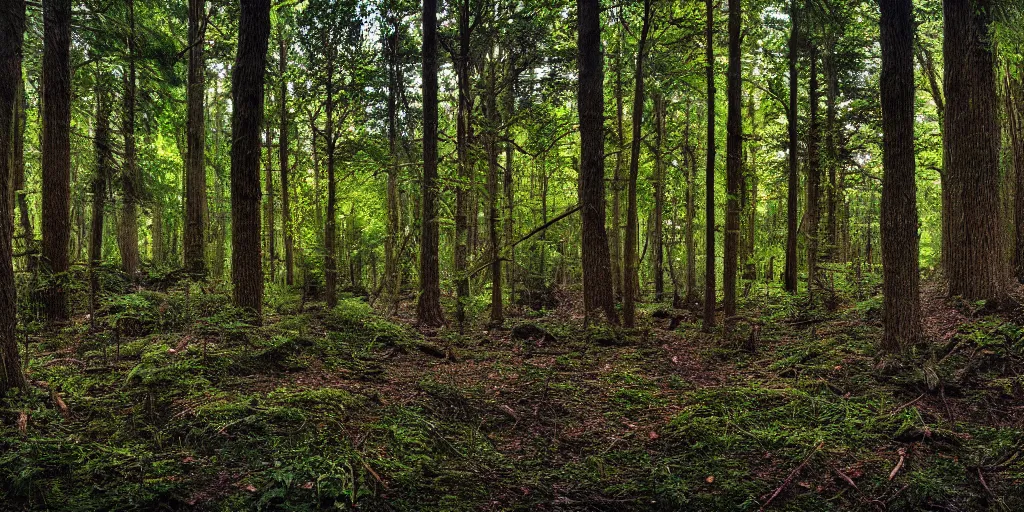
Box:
2, 273, 1024, 511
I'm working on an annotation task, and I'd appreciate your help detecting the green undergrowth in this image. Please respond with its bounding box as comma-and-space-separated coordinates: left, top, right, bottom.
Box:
2, 285, 1024, 510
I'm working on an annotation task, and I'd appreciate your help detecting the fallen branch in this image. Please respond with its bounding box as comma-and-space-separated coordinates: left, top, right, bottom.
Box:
760, 442, 823, 511
888, 448, 907, 481
467, 204, 581, 278
832, 466, 858, 490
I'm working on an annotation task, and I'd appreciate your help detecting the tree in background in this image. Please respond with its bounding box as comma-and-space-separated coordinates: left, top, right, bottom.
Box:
703, 0, 716, 330
417, 0, 444, 327
184, 0, 207, 277
723, 0, 742, 325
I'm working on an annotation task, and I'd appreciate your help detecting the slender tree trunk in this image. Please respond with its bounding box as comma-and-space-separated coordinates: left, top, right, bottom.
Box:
454, 0, 472, 326
724, 0, 742, 324
184, 0, 207, 277
1009, 73, 1024, 282
42, 0, 71, 323
119, 0, 141, 278
1, 0, 28, 393
703, 0, 716, 330
14, 74, 33, 271
485, 60, 503, 325
879, 0, 921, 351
417, 0, 444, 326
784, 0, 800, 293
611, 12, 625, 301
806, 49, 821, 301
943, 0, 1006, 301
325, 45, 337, 308
230, 0, 270, 318
384, 22, 400, 307
577, 0, 618, 324
623, 0, 652, 327
90, 74, 111, 323
503, 74, 516, 304
652, 91, 666, 302
685, 111, 697, 303
824, 41, 839, 260
212, 80, 226, 279
915, 40, 947, 272
279, 26, 293, 286
264, 126, 275, 283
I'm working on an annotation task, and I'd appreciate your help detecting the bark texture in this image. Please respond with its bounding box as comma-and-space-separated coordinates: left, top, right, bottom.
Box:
784, 0, 799, 293
724, 0, 742, 323
703, 0, 716, 329
417, 0, 444, 327
185, 0, 207, 276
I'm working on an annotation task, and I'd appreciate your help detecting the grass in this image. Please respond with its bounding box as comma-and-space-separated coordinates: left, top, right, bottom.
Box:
2, 280, 1024, 510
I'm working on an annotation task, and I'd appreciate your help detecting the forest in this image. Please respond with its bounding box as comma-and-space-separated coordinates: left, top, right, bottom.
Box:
1, 0, 1024, 509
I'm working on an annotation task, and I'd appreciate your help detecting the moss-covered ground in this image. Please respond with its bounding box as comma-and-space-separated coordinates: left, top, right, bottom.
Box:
2, 279, 1023, 510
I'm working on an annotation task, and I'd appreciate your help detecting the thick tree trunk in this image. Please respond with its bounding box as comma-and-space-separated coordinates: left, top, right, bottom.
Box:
42, 0, 72, 323
279, 27, 293, 286
879, 0, 921, 351
943, 0, 1006, 301
806, 50, 821, 301
703, 0, 716, 330
1, 0, 28, 393
230, 0, 270, 318
784, 0, 800, 294
417, 0, 444, 327
652, 91, 666, 302
184, 0, 207, 277
577, 0, 618, 324
724, 0, 742, 324
119, 0, 141, 278
623, 0, 652, 327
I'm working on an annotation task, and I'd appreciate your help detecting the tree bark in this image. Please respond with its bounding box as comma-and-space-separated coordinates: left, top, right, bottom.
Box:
611, 10, 626, 301
454, 0, 473, 327
417, 0, 444, 327
703, 0, 716, 330
577, 0, 618, 324
14, 71, 33, 271
652, 91, 666, 302
279, 25, 293, 286
264, 126, 275, 283
784, 0, 800, 294
623, 0, 652, 327
1, 0, 28, 393
324, 44, 337, 308
42, 0, 72, 323
485, 60, 503, 325
119, 0, 141, 279
879, 0, 921, 351
806, 49, 821, 301
942, 0, 1006, 301
685, 109, 697, 303
90, 72, 111, 326
384, 18, 400, 307
184, 0, 207, 277
724, 0, 742, 324
230, 0, 270, 318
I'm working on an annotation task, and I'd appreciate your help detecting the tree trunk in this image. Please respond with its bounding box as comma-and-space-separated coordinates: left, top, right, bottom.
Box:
485, 61, 503, 326
652, 91, 666, 302
90, 75, 111, 312
503, 74, 516, 305
211, 79, 227, 279
119, 0, 141, 279
1009, 73, 1024, 282
577, 0, 618, 324
1, 0, 28, 393
325, 44, 337, 308
14, 73, 33, 271
623, 0, 652, 327
184, 0, 207, 277
279, 25, 293, 286
42, 0, 72, 323
230, 0, 270, 318
264, 126, 275, 284
879, 0, 921, 351
824, 40, 839, 261
784, 0, 800, 294
724, 0, 742, 324
685, 110, 697, 303
454, 0, 473, 327
806, 49, 821, 302
703, 0, 716, 330
943, 0, 1006, 301
417, 0, 444, 326
384, 20, 400, 307
611, 12, 625, 301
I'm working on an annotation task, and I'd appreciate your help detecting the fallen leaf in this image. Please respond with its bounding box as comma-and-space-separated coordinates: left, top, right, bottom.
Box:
301, 482, 314, 489
706, 476, 715, 484
648, 431, 660, 440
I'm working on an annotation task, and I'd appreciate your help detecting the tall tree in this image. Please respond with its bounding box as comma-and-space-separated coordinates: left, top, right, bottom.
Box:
652, 91, 666, 302
784, 0, 800, 293
417, 0, 445, 327
879, 0, 921, 351
119, 0, 141, 278
577, 0, 618, 324
89, 71, 112, 324
383, 12, 400, 307
324, 43, 337, 307
942, 0, 1005, 301
185, 0, 207, 276
453, 0, 474, 326
723, 0, 742, 324
806, 49, 821, 301
623, 0, 652, 328
484, 59, 503, 326
1, 0, 28, 393
703, 0, 716, 330
41, 0, 72, 323
279, 23, 294, 286
230, 0, 271, 318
